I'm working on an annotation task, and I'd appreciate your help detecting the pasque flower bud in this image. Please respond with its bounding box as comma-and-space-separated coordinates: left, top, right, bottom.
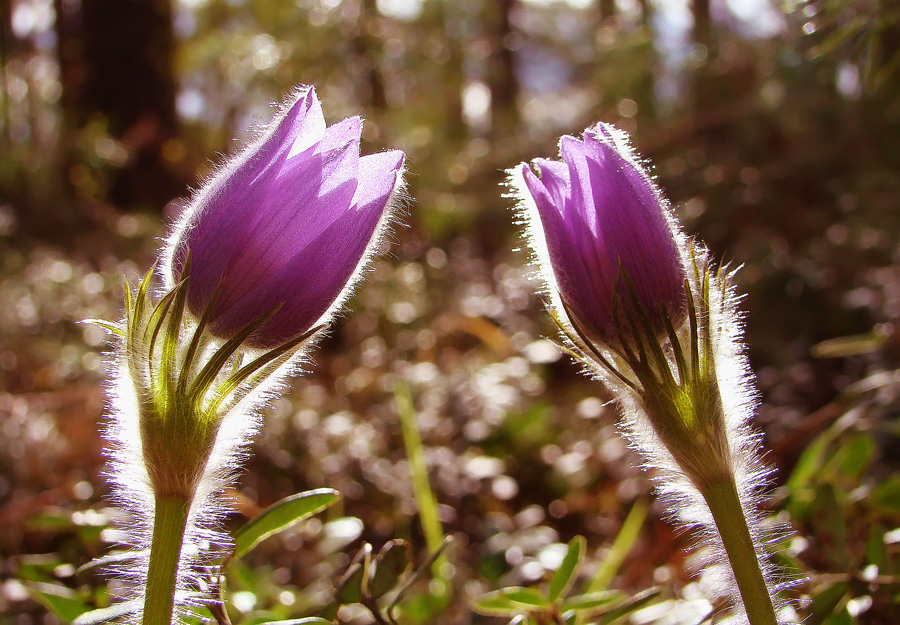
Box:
512, 125, 788, 625
166, 85, 405, 348
517, 124, 686, 346
94, 85, 405, 625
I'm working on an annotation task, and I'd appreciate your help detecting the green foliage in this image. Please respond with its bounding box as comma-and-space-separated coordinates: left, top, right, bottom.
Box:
72, 603, 139, 625
472, 536, 656, 625
23, 583, 92, 623
231, 489, 341, 561
327, 536, 452, 625
549, 536, 583, 601
585, 501, 648, 595
394, 382, 447, 584
783, 365, 900, 623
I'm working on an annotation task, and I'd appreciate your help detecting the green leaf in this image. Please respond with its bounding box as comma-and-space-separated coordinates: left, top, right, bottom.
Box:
16, 553, 63, 582
72, 601, 139, 625
866, 524, 890, 572
232, 488, 339, 560
80, 319, 125, 337
24, 508, 75, 532
811, 483, 849, 562
595, 588, 660, 625
807, 582, 849, 625
262, 616, 333, 625
549, 536, 584, 601
472, 587, 550, 616
828, 432, 875, 481
811, 332, 885, 358
787, 431, 835, 492
787, 431, 832, 517
336, 543, 372, 605
395, 381, 446, 582
587, 500, 648, 593
369, 540, 412, 599
824, 607, 853, 625
211, 323, 323, 414
24, 582, 91, 623
471, 592, 525, 617
871, 476, 900, 514
503, 587, 550, 607
562, 590, 624, 612
336, 562, 365, 604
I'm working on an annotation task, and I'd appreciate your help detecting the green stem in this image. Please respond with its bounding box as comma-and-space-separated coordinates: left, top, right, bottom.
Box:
143, 496, 191, 625
394, 382, 447, 585
701, 478, 777, 625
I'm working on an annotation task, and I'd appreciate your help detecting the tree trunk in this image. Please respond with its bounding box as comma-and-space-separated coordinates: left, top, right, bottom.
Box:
692, 0, 711, 49
437, 0, 465, 143
599, 0, 616, 22
56, 0, 184, 210
485, 0, 519, 142
356, 0, 388, 112
0, 0, 13, 146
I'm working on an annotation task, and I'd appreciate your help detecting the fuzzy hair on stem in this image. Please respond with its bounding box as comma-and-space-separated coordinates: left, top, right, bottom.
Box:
100, 275, 315, 623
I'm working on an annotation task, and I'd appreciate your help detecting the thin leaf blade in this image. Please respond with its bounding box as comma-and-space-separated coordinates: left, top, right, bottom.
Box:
232, 488, 340, 560
472, 587, 550, 616
24, 582, 91, 623
549, 536, 585, 601
259, 619, 334, 625
72, 601, 140, 625
562, 590, 624, 612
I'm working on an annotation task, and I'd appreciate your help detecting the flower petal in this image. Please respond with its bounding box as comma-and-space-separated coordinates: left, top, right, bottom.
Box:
234, 171, 397, 349
170, 85, 406, 347
174, 87, 327, 307
285, 87, 327, 158
353, 150, 404, 210
231, 150, 402, 347
533, 159, 570, 215
206, 134, 362, 332
579, 133, 683, 315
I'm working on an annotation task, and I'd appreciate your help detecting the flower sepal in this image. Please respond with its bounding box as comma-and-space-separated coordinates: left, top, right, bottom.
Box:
122, 266, 320, 499
553, 252, 735, 490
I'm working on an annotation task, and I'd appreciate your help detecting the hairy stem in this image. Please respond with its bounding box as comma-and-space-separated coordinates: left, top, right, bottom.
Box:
144, 496, 191, 625
702, 478, 776, 625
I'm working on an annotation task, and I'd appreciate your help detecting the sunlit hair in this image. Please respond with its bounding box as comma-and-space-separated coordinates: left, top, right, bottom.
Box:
96, 86, 407, 623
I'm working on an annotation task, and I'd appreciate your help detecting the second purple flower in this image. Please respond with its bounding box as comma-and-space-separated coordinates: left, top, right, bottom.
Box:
515, 124, 686, 346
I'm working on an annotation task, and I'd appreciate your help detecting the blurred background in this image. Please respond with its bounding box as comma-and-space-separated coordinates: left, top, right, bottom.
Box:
1, 0, 899, 623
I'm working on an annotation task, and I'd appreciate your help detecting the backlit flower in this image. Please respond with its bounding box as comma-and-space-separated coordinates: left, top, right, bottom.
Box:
515, 124, 686, 345
166, 86, 405, 348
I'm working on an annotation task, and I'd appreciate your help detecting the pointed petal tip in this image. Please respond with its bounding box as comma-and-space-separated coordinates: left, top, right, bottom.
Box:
520, 161, 543, 194
519, 159, 534, 177
354, 150, 406, 211
559, 134, 592, 168
362, 148, 405, 172
284, 84, 317, 119
318, 116, 363, 153
558, 133, 585, 152
346, 114, 363, 131
587, 122, 617, 143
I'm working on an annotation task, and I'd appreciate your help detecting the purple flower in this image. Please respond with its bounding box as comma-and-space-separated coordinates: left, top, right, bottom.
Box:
517, 124, 686, 344
167, 86, 404, 349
